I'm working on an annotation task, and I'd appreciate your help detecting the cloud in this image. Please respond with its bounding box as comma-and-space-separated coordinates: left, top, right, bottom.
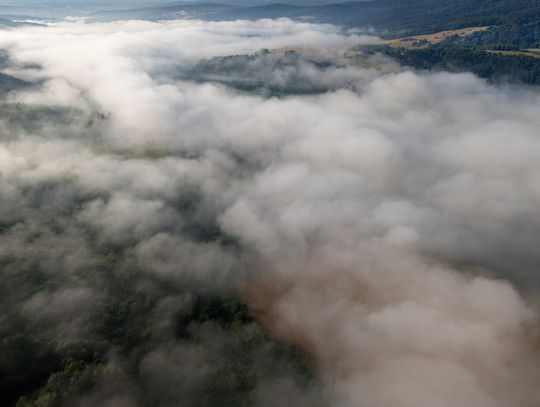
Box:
1, 17, 540, 406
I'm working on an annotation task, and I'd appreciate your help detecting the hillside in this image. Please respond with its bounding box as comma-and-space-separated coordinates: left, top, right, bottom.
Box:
90, 0, 540, 46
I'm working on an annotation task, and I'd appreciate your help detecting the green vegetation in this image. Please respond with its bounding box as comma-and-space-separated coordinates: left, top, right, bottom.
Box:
182, 50, 341, 96
0, 74, 31, 95
354, 0, 540, 40
0, 100, 322, 406
339, 0, 540, 86
2, 284, 322, 406
381, 45, 540, 85
0, 103, 107, 140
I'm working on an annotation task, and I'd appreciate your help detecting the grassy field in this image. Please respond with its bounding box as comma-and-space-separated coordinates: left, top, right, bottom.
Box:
384, 26, 490, 48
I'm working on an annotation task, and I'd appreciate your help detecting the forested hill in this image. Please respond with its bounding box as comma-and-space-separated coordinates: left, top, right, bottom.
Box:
3, 1, 540, 84
346, 0, 540, 36
86, 0, 540, 48
89, 0, 540, 40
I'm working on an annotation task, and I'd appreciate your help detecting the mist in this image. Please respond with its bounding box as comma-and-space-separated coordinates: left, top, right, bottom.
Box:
1, 18, 540, 406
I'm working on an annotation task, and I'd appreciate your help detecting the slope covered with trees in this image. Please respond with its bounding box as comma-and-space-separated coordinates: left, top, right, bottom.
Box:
381, 46, 540, 85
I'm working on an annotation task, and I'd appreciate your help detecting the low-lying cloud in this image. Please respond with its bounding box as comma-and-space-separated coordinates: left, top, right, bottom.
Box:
1, 18, 540, 406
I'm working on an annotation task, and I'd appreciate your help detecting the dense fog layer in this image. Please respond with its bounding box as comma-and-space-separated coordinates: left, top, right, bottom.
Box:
1, 19, 540, 406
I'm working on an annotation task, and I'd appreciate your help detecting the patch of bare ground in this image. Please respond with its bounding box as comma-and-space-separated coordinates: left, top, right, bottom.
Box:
487, 49, 540, 59
385, 26, 490, 48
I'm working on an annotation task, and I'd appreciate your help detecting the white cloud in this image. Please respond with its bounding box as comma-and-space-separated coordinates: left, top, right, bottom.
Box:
1, 18, 540, 406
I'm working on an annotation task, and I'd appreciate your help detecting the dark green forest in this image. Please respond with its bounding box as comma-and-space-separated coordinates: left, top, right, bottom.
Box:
0, 209, 320, 407
0, 101, 325, 406
350, 0, 540, 39
379, 46, 540, 85
350, 0, 540, 86
3, 288, 320, 407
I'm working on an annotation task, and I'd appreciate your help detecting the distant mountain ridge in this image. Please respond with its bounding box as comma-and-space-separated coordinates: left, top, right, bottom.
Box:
88, 0, 540, 86
1, 0, 539, 46
89, 0, 540, 40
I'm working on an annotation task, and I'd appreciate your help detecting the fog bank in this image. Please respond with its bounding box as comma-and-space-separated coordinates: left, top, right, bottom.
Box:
1, 18, 540, 406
